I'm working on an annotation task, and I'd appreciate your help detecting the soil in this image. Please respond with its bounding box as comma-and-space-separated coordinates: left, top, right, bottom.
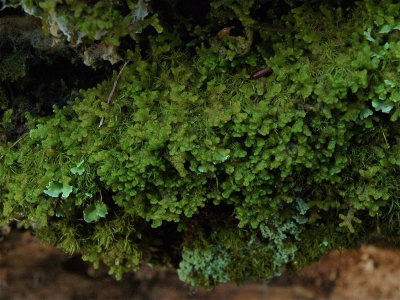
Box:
1, 229, 400, 300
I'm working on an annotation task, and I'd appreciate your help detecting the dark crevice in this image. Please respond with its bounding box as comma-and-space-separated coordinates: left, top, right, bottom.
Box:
0, 11, 114, 141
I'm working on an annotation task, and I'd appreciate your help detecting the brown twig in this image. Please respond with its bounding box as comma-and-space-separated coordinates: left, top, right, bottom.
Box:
98, 61, 129, 128
0, 132, 29, 160
380, 124, 389, 146
251, 67, 273, 79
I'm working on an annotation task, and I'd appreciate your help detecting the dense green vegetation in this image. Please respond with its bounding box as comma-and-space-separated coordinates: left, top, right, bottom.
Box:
2, 0, 400, 288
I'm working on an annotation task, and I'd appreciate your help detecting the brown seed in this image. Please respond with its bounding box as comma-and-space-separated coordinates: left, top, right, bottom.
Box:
251, 67, 272, 79
217, 26, 235, 40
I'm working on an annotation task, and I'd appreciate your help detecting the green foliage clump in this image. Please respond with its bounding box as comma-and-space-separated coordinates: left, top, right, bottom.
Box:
0, 51, 28, 82
3, 0, 400, 289
179, 198, 309, 287
2, 0, 162, 46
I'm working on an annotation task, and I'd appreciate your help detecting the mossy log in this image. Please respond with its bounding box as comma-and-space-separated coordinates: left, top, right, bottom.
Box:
1, 0, 400, 288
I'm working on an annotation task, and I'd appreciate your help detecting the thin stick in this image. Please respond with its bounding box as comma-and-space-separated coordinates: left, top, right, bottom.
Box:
0, 131, 29, 160
380, 124, 389, 146
382, 130, 389, 145
99, 61, 129, 128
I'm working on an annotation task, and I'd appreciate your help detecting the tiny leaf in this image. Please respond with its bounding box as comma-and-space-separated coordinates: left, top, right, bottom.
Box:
379, 24, 393, 34
363, 28, 375, 42
372, 101, 393, 113
44, 181, 64, 197
61, 184, 73, 198
44, 181, 73, 198
360, 108, 373, 120
384, 80, 396, 88
84, 203, 108, 223
71, 160, 85, 175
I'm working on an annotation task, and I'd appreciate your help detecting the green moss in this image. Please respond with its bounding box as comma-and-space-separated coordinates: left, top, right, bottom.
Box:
3, 0, 400, 289
0, 51, 28, 82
